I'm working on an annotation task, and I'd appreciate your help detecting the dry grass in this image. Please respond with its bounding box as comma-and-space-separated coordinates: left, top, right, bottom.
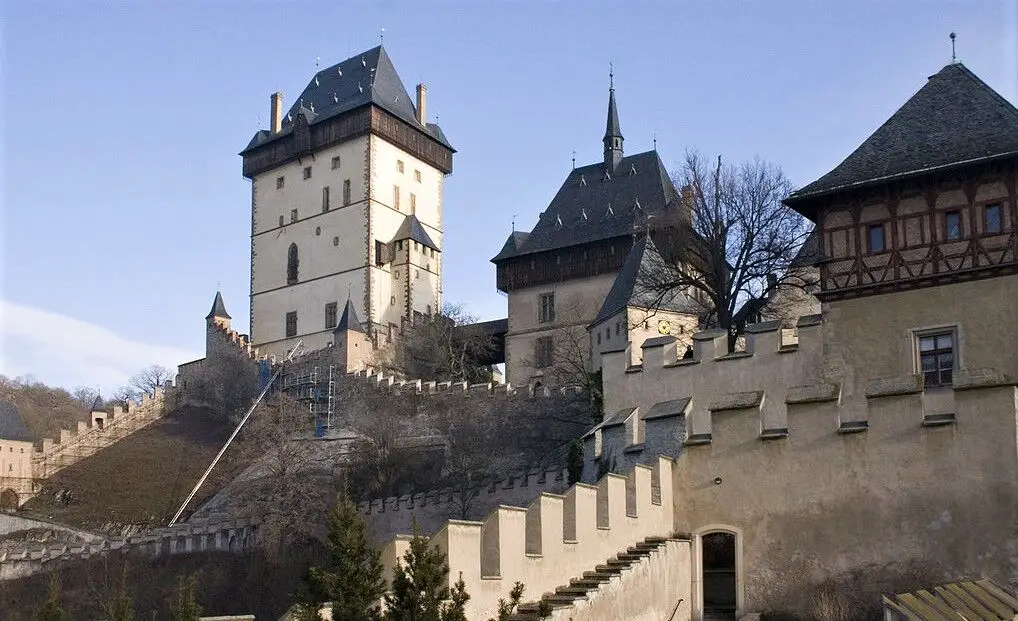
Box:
22, 406, 250, 531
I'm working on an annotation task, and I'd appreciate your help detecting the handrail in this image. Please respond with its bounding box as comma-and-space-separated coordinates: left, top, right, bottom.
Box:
169, 340, 302, 525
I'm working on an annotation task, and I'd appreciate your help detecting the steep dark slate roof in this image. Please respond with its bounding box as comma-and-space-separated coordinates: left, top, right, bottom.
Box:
243, 46, 452, 153
493, 150, 679, 261
590, 233, 698, 327
491, 232, 531, 261
335, 299, 365, 334
787, 63, 1018, 205
605, 86, 622, 142
206, 291, 231, 320
0, 399, 32, 442
391, 215, 439, 251
790, 228, 822, 267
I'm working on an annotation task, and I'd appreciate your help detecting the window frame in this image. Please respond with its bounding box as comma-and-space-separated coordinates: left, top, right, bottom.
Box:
913, 327, 958, 389
325, 302, 338, 329
414, 169, 422, 182
866, 223, 886, 254
538, 292, 556, 323
983, 202, 1003, 234
944, 210, 963, 241
535, 336, 554, 368
285, 311, 298, 338
331, 155, 341, 170
276, 176, 285, 189
303, 166, 312, 180
343, 179, 352, 206
322, 186, 330, 212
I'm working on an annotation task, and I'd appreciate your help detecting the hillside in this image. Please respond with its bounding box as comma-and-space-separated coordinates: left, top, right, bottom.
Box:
22, 405, 250, 531
0, 375, 92, 444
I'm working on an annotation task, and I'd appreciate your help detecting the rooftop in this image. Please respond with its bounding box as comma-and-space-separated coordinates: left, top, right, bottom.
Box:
0, 399, 32, 442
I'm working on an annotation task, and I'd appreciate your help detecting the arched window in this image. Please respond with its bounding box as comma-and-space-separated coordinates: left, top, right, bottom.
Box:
287, 243, 299, 285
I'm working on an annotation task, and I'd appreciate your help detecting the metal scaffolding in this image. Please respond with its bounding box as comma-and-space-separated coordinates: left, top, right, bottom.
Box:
281, 364, 336, 434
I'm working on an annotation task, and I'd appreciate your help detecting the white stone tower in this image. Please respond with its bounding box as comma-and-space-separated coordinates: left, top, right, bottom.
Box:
241, 46, 454, 358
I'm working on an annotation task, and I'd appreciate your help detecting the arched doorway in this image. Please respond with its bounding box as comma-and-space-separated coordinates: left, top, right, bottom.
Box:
0, 488, 20, 512
702, 531, 737, 617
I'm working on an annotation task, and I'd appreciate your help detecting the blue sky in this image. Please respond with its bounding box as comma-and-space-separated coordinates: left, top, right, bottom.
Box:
1, 1, 1016, 392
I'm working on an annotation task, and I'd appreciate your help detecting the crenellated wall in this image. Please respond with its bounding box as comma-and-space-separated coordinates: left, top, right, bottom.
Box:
0, 516, 258, 580
379, 456, 676, 621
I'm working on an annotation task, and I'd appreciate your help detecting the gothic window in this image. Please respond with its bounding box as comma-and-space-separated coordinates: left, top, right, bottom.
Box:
285, 311, 297, 338
945, 210, 962, 240
287, 243, 299, 285
984, 203, 1002, 234
918, 330, 955, 387
538, 293, 555, 323
535, 336, 554, 368
325, 302, 338, 329
343, 179, 352, 205
867, 224, 886, 253
322, 186, 330, 212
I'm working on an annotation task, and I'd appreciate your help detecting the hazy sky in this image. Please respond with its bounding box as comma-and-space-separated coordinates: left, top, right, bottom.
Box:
2, 1, 1016, 392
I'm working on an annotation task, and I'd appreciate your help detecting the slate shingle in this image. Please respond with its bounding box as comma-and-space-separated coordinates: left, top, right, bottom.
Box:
0, 400, 32, 442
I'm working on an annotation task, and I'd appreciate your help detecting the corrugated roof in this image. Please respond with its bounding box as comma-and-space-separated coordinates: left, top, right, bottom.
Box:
883, 578, 1018, 620
493, 150, 680, 261
787, 63, 1018, 207
243, 46, 453, 154
0, 399, 32, 442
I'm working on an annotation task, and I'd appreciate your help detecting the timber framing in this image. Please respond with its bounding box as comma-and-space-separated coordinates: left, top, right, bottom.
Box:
496, 237, 633, 292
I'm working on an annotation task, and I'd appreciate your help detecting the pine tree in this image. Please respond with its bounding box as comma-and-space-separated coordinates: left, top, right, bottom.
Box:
306, 488, 386, 621
169, 575, 201, 621
384, 526, 470, 621
35, 575, 66, 621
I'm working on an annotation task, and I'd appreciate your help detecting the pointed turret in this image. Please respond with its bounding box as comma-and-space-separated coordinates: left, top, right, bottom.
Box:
334, 299, 366, 335
332, 298, 370, 372
206, 291, 231, 321
603, 73, 624, 171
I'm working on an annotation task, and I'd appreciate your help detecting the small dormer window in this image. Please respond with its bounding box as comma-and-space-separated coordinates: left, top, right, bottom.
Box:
630, 164, 637, 176
579, 175, 587, 187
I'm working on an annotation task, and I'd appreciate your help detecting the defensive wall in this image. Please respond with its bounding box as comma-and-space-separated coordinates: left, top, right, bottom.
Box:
0, 516, 258, 580
379, 455, 679, 621
596, 313, 1018, 617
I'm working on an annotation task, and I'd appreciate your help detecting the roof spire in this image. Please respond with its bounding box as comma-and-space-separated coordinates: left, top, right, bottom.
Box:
603, 64, 624, 172
206, 291, 231, 321
950, 31, 957, 63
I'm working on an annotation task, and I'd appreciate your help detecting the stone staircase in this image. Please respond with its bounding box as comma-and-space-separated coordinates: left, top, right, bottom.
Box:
508, 536, 683, 620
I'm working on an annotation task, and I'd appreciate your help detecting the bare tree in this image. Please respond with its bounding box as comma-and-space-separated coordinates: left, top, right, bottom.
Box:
108, 385, 141, 408
71, 386, 102, 411
128, 365, 173, 396
380, 303, 496, 384
181, 347, 260, 423
546, 325, 603, 421
638, 149, 817, 351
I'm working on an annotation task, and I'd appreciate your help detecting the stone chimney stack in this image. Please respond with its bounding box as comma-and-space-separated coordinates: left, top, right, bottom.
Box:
270, 92, 283, 134
416, 84, 427, 125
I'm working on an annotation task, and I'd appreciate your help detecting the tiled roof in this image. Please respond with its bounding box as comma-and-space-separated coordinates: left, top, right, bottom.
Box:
0, 399, 32, 442
883, 578, 1017, 620
391, 215, 439, 251
206, 291, 231, 320
493, 150, 680, 261
590, 233, 699, 328
787, 63, 1018, 206
335, 299, 365, 334
243, 46, 452, 153
491, 232, 531, 262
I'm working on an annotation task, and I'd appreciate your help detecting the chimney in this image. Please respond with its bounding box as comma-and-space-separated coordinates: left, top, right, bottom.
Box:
270, 92, 283, 134
416, 84, 427, 125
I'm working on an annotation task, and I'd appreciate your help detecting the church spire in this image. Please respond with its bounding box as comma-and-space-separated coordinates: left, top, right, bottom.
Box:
603, 66, 624, 171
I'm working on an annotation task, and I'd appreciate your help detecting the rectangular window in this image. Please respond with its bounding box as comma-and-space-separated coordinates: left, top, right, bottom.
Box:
397, 160, 404, 173
410, 193, 416, 213
918, 330, 955, 387
331, 155, 341, 170
325, 302, 338, 329
396, 240, 403, 251
597, 332, 601, 345
538, 293, 555, 323
278, 215, 284, 227
303, 166, 312, 180
393, 185, 400, 210
535, 336, 554, 368
414, 169, 422, 182
867, 224, 885, 253
375, 240, 385, 266
276, 176, 285, 189
984, 203, 1003, 234
290, 208, 298, 223
322, 186, 330, 212
616, 321, 621, 336
343, 179, 352, 205
945, 210, 962, 240
285, 311, 298, 338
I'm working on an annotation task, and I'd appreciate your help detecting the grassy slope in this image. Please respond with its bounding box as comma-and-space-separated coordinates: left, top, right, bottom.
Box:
22, 406, 249, 530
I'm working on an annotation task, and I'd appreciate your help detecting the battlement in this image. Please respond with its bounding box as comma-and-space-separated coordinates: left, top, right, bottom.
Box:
209, 323, 264, 362
31, 382, 174, 481
379, 456, 675, 621
0, 515, 257, 580
348, 367, 583, 400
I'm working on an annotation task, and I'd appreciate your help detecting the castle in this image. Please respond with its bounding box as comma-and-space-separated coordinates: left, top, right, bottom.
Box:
2, 47, 1016, 621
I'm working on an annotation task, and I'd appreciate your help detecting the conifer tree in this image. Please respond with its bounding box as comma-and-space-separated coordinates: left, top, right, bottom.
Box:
384, 526, 470, 621
169, 575, 201, 621
306, 488, 386, 621
35, 575, 66, 621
